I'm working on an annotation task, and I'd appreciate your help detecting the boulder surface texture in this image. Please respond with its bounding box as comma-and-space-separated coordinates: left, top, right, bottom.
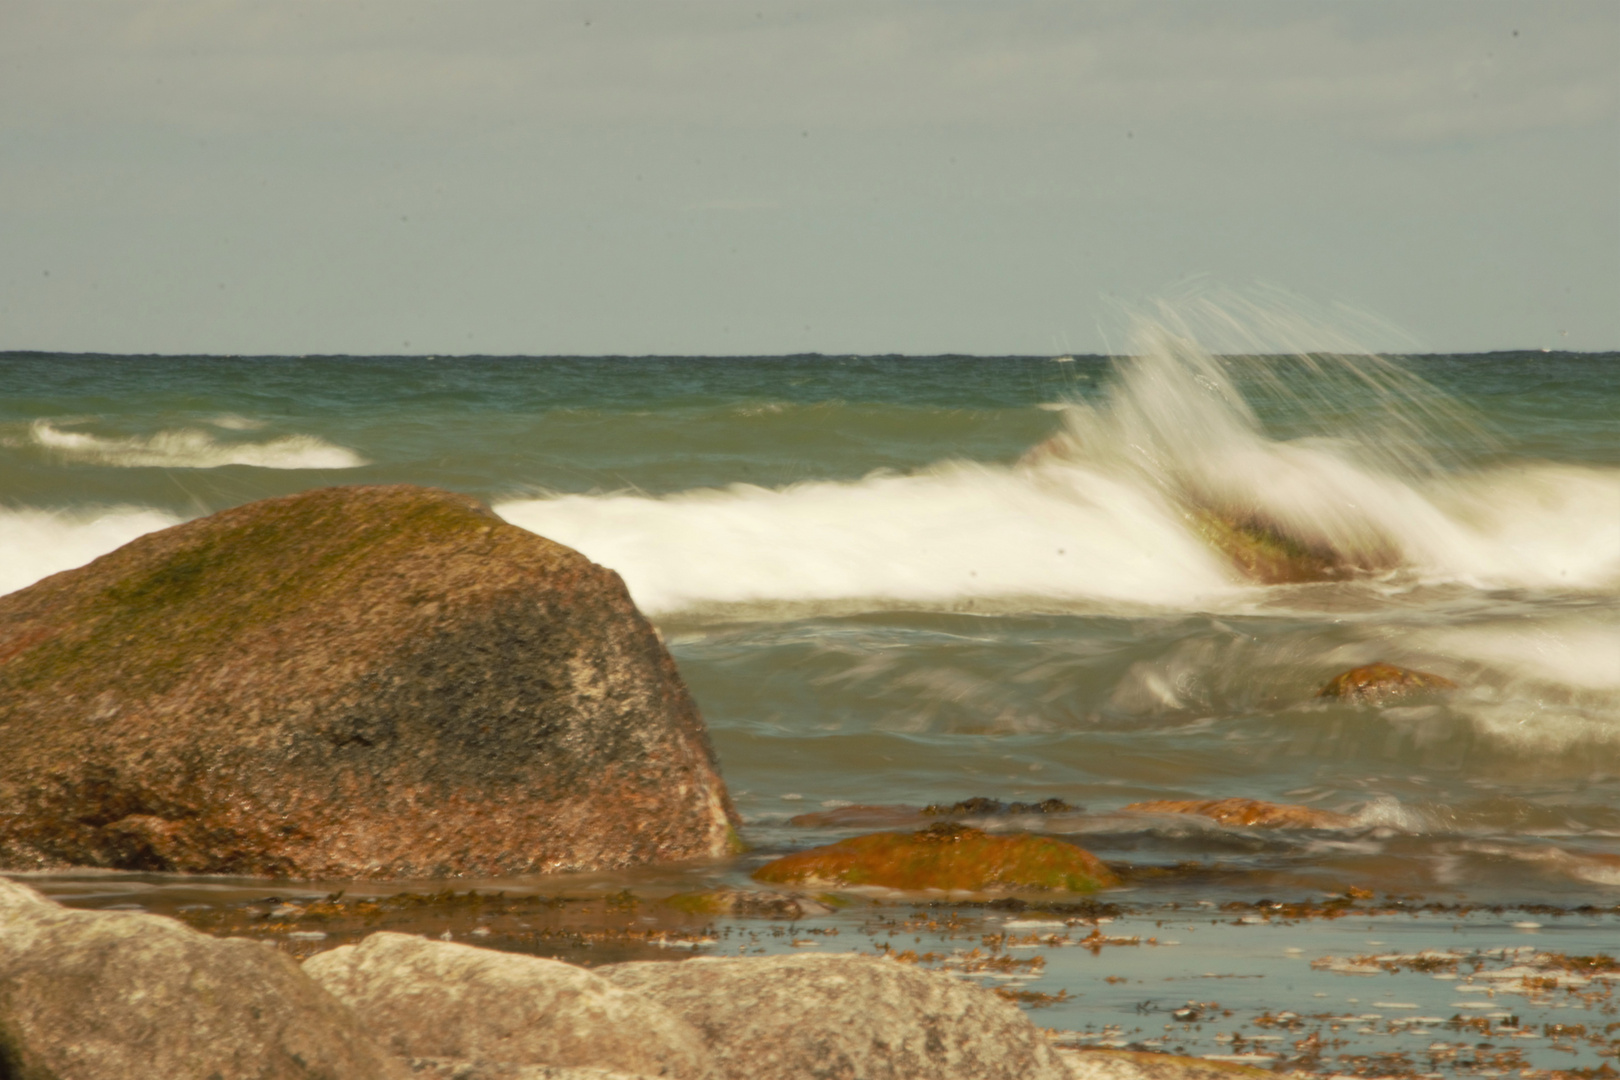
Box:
304, 931, 712, 1079
0, 877, 404, 1080
599, 953, 1071, 1080
0, 485, 736, 878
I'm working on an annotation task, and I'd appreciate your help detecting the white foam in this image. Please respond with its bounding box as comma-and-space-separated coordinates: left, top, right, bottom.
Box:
0, 506, 183, 596
496, 460, 1244, 616
497, 306, 1618, 617
27, 421, 366, 470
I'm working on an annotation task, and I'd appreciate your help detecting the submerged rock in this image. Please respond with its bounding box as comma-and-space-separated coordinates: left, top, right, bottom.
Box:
788, 803, 924, 829
1122, 797, 1349, 829
752, 822, 1118, 893
0, 484, 737, 878
304, 932, 711, 1079
922, 796, 1079, 817
599, 953, 1070, 1080
0, 877, 404, 1080
661, 887, 830, 919
1317, 661, 1458, 704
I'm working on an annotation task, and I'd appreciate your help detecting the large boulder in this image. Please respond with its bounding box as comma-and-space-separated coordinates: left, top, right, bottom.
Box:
303, 932, 712, 1079
0, 485, 737, 878
0, 877, 404, 1080
598, 953, 1071, 1080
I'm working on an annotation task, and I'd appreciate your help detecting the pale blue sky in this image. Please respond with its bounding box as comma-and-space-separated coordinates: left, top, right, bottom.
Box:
2, 1, 1615, 355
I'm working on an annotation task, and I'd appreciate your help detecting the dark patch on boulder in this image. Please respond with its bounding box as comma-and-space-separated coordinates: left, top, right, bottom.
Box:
0, 485, 737, 878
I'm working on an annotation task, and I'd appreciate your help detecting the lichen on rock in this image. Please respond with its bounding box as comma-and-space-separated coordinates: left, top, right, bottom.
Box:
752, 822, 1118, 893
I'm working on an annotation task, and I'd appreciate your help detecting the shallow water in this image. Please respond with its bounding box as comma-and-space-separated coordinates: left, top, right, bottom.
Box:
2, 326, 1618, 990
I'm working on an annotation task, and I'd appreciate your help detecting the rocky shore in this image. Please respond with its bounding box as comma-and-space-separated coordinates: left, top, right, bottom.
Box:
2, 876, 1180, 1080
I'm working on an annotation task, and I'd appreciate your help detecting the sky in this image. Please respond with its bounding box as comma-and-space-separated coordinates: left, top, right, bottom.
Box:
1, 1, 1615, 356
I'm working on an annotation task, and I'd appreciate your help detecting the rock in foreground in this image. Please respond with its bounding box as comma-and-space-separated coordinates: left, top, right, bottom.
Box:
0, 877, 404, 1080
304, 932, 711, 1079
1121, 797, 1349, 829
0, 485, 736, 878
600, 953, 1070, 1080
1317, 661, 1457, 705
752, 823, 1118, 892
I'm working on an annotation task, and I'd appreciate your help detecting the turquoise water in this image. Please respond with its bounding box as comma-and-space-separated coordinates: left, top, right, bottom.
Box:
2, 333, 1618, 905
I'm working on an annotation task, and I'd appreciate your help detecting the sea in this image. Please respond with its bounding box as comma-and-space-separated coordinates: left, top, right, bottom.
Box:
3, 312, 1619, 1072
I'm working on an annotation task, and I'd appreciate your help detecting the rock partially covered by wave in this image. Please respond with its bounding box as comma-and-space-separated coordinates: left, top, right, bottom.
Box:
1317, 662, 1457, 704
599, 952, 1071, 1080
0, 484, 737, 878
0, 878, 405, 1080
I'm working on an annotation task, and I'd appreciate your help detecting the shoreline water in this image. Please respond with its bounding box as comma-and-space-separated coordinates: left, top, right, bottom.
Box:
13, 867, 1619, 1077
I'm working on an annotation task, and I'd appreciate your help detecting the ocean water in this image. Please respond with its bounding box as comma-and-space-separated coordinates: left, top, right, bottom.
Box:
2, 314, 1618, 907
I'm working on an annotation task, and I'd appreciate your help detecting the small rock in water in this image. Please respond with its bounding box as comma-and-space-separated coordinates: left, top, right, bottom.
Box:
922, 796, 1079, 817
661, 887, 828, 919
1121, 797, 1349, 829
752, 824, 1117, 892
1317, 661, 1457, 704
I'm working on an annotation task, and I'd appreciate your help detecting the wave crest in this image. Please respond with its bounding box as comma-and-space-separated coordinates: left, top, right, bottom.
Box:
27, 421, 367, 470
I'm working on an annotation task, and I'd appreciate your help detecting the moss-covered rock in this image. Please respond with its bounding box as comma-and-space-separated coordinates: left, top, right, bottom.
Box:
1122, 797, 1350, 829
752, 823, 1117, 893
1317, 662, 1457, 704
0, 484, 737, 879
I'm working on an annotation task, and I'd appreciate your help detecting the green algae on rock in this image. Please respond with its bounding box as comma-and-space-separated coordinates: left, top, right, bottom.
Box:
752, 823, 1118, 893
0, 484, 738, 879
1317, 661, 1458, 705
1186, 509, 1363, 584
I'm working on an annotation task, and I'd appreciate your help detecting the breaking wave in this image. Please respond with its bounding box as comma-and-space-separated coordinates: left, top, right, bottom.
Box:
496, 300, 1620, 616
0, 506, 182, 596
24, 421, 366, 470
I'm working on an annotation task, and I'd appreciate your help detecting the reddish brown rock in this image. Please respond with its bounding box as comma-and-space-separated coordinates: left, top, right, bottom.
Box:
1317, 661, 1457, 704
1123, 797, 1349, 829
753, 822, 1117, 893
0, 484, 738, 879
